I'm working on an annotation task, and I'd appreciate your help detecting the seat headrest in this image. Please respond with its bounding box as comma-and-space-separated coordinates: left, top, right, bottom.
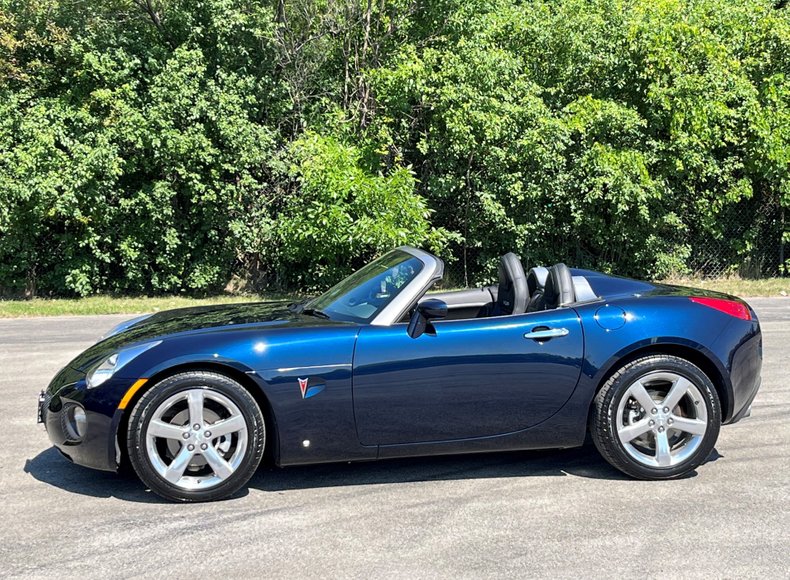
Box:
496, 252, 528, 315
526, 266, 549, 297
543, 263, 575, 309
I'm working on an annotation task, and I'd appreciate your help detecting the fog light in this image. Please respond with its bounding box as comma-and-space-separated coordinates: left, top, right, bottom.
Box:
61, 404, 87, 442
72, 406, 86, 437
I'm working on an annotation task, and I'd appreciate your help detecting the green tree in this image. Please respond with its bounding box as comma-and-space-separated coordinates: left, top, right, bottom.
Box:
0, 0, 787, 296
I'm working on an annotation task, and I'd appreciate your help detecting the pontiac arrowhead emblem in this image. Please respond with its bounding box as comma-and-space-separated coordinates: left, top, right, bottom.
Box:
298, 377, 309, 398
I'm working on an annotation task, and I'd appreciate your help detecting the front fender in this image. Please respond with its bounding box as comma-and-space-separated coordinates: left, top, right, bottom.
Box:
110, 324, 373, 467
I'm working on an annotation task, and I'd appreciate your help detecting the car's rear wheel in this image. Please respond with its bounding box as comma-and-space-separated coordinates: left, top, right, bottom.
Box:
127, 371, 265, 502
591, 355, 720, 479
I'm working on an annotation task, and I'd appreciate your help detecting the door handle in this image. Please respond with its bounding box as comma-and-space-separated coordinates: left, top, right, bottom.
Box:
524, 327, 569, 340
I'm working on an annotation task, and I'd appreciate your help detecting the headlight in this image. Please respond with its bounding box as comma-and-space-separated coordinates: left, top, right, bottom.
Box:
100, 313, 155, 341
86, 341, 161, 388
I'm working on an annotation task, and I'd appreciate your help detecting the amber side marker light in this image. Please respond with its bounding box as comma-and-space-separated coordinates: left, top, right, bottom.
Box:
689, 296, 752, 321
118, 378, 149, 410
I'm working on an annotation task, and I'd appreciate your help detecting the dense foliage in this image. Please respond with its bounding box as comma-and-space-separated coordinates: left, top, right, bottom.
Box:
1, 0, 788, 296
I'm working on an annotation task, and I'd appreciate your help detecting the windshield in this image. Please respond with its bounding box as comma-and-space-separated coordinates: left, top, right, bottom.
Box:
307, 250, 424, 323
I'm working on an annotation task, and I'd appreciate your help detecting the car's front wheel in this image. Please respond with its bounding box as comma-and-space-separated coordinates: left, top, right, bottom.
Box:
127, 371, 265, 502
591, 355, 721, 479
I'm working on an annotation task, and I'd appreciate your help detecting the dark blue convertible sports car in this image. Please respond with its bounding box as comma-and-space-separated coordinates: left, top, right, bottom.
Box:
40, 247, 762, 502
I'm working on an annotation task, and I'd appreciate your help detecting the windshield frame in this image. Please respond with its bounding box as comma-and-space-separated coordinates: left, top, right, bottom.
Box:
306, 246, 443, 326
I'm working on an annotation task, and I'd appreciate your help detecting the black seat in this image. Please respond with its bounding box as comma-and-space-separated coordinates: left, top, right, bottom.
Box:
542, 263, 575, 309
492, 253, 528, 315
526, 266, 549, 312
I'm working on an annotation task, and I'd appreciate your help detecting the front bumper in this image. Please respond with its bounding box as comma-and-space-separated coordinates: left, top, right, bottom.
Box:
39, 366, 133, 472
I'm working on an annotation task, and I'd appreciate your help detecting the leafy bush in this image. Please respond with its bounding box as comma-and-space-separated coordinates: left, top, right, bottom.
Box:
270, 131, 448, 290
371, 0, 789, 282
0, 0, 787, 296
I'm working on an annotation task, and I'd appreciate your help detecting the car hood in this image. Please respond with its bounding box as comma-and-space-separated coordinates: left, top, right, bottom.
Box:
69, 300, 350, 372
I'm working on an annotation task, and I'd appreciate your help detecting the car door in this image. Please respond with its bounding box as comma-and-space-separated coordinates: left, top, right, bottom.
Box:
352, 308, 584, 446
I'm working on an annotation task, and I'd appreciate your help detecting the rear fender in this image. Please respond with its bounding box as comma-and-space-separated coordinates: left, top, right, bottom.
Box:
575, 297, 746, 421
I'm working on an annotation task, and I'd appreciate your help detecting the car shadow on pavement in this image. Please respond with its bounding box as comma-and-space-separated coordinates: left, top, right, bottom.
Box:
25, 444, 722, 502
24, 448, 163, 503
254, 445, 725, 493
250, 446, 629, 493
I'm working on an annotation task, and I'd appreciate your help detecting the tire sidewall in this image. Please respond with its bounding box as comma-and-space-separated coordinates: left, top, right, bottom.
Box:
127, 372, 265, 502
595, 356, 721, 479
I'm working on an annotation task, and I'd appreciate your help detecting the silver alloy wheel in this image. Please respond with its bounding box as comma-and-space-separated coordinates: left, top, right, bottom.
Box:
615, 371, 708, 468
145, 388, 248, 490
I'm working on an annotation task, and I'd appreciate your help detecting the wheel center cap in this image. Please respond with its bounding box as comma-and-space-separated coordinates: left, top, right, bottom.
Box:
654, 411, 669, 429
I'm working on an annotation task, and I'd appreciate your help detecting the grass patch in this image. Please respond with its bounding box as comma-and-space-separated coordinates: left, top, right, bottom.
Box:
1, 277, 786, 318
0, 294, 294, 318
661, 277, 789, 298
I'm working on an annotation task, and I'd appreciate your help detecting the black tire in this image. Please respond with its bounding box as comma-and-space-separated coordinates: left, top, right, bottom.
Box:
127, 371, 265, 502
591, 355, 721, 480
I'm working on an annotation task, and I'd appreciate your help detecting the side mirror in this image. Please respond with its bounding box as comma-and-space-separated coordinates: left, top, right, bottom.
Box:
407, 298, 448, 339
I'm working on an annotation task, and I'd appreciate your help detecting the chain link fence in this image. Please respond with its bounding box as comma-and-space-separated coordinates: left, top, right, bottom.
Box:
684, 199, 786, 279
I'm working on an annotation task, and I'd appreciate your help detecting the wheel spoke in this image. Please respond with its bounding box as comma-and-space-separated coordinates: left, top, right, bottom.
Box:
615, 370, 708, 470
145, 386, 251, 492
208, 414, 245, 438
618, 418, 652, 444
630, 382, 657, 413
655, 431, 672, 467
662, 376, 692, 411
164, 444, 194, 483
202, 446, 234, 480
148, 419, 188, 440
187, 390, 205, 426
671, 416, 707, 436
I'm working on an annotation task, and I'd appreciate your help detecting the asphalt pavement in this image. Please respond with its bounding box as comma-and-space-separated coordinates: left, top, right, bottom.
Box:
1, 299, 788, 578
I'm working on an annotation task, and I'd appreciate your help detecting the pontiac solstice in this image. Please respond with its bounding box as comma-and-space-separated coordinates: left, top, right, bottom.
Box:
39, 247, 762, 501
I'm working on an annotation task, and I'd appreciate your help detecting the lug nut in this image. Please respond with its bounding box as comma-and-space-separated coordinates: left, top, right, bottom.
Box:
182, 432, 190, 439
187, 444, 195, 451
668, 418, 674, 425
193, 424, 200, 430
200, 443, 208, 450
651, 408, 657, 414
204, 431, 212, 438
649, 420, 655, 426
658, 426, 665, 433
663, 407, 669, 413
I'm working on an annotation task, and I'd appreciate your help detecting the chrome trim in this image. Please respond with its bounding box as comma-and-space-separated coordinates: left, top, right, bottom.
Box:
371, 246, 444, 326
524, 328, 569, 340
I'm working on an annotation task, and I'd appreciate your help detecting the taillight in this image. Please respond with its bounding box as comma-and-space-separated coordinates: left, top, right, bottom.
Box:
689, 296, 752, 321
